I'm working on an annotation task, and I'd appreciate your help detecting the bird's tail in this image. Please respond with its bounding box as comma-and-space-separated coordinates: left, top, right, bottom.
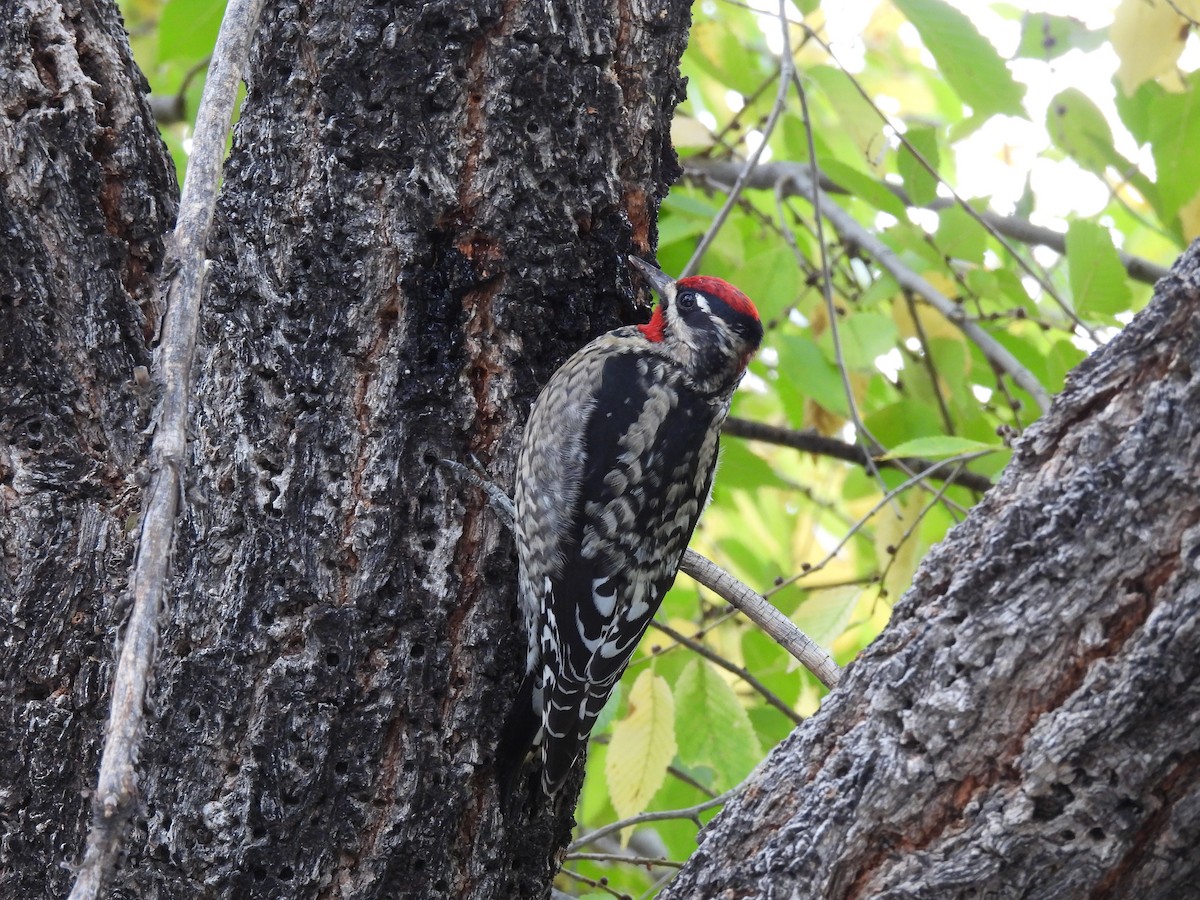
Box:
495, 669, 540, 805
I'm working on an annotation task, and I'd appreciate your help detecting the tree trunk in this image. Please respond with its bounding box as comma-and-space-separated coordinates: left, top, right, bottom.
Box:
663, 242, 1200, 899
0, 0, 178, 893
3, 0, 691, 897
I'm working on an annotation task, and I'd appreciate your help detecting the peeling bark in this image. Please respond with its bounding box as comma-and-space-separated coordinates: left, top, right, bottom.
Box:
663, 243, 1200, 899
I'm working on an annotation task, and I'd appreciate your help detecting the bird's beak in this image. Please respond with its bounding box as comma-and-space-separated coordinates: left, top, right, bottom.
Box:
628, 256, 675, 301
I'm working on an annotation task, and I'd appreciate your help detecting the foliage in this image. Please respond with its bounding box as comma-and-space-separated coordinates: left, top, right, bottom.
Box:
119, 0, 1197, 894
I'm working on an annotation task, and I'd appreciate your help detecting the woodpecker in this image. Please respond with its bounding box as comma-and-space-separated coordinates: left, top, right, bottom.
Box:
498, 256, 763, 797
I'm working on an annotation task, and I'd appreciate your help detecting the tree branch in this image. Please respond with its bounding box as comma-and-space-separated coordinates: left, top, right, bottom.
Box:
69, 0, 264, 895
680, 551, 842, 689
441, 458, 842, 687
722, 416, 994, 494
691, 160, 1053, 412
685, 158, 1171, 286
650, 620, 805, 725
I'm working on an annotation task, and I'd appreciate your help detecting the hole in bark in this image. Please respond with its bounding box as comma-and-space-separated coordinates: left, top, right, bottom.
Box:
188, 706, 202, 723
1089, 827, 1105, 841
1059, 829, 1076, 842
252, 824, 267, 839
334, 760, 348, 775
252, 866, 267, 881
526, 121, 540, 134
279, 865, 295, 880
411, 643, 425, 658
326, 651, 340, 666
421, 537, 437, 551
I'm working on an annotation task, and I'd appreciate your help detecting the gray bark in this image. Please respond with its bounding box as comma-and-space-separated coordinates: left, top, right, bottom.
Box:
4, 0, 691, 898
663, 242, 1200, 899
1, 0, 178, 895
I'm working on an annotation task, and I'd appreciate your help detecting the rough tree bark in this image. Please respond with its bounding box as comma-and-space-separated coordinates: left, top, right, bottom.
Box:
2, 0, 691, 897
663, 244, 1200, 899
0, 0, 179, 892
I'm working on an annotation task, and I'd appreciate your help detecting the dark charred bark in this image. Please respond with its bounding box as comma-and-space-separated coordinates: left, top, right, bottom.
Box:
663, 243, 1200, 899
3, 0, 691, 897
0, 0, 178, 895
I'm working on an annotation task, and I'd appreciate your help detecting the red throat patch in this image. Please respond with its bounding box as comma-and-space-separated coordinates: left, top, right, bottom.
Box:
638, 305, 666, 342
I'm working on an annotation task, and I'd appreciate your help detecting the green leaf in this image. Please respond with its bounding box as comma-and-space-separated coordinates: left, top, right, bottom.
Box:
934, 205, 988, 264
606, 671, 676, 819
1015, 14, 1105, 60
898, 126, 940, 206
674, 660, 763, 790
737, 245, 801, 320
1065, 220, 1134, 316
881, 435, 1003, 460
774, 333, 850, 417
862, 400, 945, 448
816, 312, 898, 371
791, 587, 860, 649
158, 0, 224, 65
1046, 88, 1119, 179
808, 66, 887, 162
893, 0, 1026, 118
1145, 73, 1200, 222
818, 158, 908, 220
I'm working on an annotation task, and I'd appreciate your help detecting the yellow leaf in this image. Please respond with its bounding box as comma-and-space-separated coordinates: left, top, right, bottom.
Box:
605, 671, 676, 820
892, 287, 963, 343
671, 115, 715, 149
1111, 0, 1196, 95
1179, 190, 1200, 241
873, 491, 926, 600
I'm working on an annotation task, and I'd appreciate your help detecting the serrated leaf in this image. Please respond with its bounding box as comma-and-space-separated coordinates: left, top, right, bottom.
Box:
882, 435, 1002, 460
791, 587, 860, 649
1066, 220, 1134, 316
1145, 73, 1200, 222
934, 205, 988, 264
606, 671, 676, 819
898, 126, 939, 207
674, 660, 763, 790
893, 0, 1026, 117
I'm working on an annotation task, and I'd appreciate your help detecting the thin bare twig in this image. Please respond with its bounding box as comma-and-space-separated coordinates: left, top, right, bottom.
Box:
650, 620, 804, 724
777, 168, 1054, 411
68, 0, 264, 896
767, 451, 991, 597
565, 852, 684, 869
442, 459, 842, 688
680, 551, 842, 689
684, 158, 1171, 287
722, 417, 993, 493
568, 788, 737, 852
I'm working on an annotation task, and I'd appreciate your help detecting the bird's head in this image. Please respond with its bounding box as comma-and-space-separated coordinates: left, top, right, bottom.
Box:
629, 256, 763, 390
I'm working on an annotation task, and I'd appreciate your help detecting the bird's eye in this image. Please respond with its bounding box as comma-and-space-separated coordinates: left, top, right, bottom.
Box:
678, 291, 697, 311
